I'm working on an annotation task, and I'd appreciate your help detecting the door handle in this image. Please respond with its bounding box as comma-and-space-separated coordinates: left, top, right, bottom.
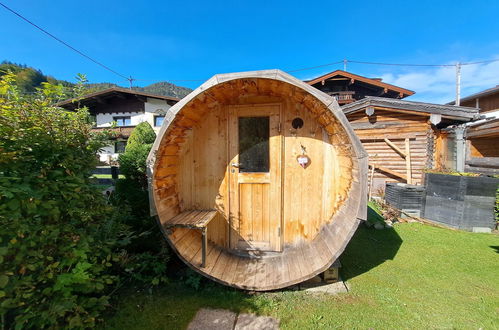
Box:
231, 163, 243, 168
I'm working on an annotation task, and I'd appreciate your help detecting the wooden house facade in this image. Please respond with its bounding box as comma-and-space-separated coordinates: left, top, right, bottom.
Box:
341, 97, 477, 193
449, 85, 499, 116
306, 70, 414, 105
464, 118, 499, 174
147, 70, 368, 291
447, 86, 499, 174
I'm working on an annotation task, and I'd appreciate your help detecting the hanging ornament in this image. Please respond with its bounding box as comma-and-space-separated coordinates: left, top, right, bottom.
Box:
296, 144, 311, 169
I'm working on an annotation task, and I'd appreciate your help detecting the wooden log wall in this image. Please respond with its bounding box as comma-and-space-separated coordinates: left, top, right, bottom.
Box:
469, 136, 499, 158
346, 110, 437, 192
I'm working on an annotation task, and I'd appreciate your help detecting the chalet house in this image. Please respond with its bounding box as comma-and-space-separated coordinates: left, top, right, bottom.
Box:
446, 86, 499, 174
307, 70, 479, 192
305, 70, 414, 105
58, 88, 179, 163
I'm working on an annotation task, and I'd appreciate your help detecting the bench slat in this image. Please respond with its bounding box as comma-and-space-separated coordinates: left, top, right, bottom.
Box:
164, 210, 217, 229
169, 210, 196, 226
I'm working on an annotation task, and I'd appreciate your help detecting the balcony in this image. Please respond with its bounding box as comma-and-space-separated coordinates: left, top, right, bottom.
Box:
329, 91, 356, 104
91, 126, 135, 139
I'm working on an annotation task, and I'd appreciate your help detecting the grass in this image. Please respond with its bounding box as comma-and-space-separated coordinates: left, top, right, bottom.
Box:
102, 223, 499, 329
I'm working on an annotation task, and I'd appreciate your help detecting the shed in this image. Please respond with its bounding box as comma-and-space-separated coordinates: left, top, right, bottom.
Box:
341, 97, 478, 192
147, 70, 368, 291
465, 118, 499, 175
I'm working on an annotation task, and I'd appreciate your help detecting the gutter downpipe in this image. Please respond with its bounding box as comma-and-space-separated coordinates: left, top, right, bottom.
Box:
455, 125, 466, 172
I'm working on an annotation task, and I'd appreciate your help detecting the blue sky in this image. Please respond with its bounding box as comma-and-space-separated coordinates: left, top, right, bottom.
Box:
1, 0, 499, 103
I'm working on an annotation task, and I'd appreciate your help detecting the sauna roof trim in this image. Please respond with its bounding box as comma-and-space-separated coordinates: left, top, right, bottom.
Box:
56, 87, 180, 110
305, 70, 415, 98
342, 96, 479, 121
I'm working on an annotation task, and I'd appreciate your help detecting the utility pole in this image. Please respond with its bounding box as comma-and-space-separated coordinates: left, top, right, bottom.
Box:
128, 76, 134, 90
343, 59, 348, 71
455, 62, 461, 106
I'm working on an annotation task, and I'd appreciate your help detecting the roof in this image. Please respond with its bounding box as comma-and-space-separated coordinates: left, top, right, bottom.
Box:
305, 70, 415, 98
447, 85, 499, 105
467, 117, 499, 138
56, 87, 180, 110
342, 96, 479, 121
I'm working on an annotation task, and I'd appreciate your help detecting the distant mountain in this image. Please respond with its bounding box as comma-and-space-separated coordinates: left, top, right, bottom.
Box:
87, 81, 193, 99
0, 61, 73, 93
0, 61, 193, 99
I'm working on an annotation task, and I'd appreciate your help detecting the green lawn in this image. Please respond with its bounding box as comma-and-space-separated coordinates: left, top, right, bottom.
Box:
102, 223, 499, 329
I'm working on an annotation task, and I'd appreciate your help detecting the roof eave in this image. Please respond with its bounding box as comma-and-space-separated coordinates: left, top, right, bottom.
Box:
55, 87, 180, 109
342, 97, 478, 121
447, 86, 499, 105
305, 70, 415, 97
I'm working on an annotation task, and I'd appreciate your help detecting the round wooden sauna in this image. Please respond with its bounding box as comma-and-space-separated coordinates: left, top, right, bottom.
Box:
147, 70, 368, 291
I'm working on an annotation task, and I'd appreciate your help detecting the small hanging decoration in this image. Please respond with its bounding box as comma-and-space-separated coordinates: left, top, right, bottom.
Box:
296, 144, 311, 169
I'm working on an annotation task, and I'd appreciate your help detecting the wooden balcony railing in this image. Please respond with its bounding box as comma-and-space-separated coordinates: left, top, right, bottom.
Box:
91, 126, 135, 139
329, 91, 356, 104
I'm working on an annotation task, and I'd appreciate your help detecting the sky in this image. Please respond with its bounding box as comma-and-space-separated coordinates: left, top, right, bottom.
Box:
1, 0, 499, 104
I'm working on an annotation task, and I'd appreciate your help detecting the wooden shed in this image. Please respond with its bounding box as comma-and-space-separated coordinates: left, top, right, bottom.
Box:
341, 97, 477, 193
465, 118, 499, 175
147, 70, 368, 291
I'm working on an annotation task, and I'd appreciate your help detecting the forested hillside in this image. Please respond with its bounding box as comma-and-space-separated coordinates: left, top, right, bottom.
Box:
0, 61, 192, 99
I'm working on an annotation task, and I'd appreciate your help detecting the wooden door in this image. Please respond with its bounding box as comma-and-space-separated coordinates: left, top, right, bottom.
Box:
228, 104, 282, 252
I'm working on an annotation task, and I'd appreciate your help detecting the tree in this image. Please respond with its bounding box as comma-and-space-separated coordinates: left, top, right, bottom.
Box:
118, 121, 156, 190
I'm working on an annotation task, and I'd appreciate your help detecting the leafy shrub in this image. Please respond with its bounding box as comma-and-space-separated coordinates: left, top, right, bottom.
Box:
182, 269, 203, 290
118, 122, 156, 190
114, 121, 171, 288
0, 74, 127, 328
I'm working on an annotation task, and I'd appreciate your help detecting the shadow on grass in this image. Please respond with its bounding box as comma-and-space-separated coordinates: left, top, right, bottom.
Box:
490, 245, 499, 253
340, 222, 403, 281
103, 280, 265, 330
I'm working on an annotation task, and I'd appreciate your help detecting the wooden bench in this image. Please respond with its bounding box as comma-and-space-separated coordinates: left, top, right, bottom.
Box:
163, 210, 218, 267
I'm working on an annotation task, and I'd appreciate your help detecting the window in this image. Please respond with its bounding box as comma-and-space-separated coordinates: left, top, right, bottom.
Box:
154, 115, 165, 127
114, 141, 126, 154
238, 116, 269, 172
113, 116, 131, 126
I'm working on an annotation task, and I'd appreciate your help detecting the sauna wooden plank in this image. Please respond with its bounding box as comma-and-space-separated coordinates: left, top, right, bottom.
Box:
222, 255, 240, 285
204, 246, 223, 272
210, 249, 230, 280
169, 228, 191, 244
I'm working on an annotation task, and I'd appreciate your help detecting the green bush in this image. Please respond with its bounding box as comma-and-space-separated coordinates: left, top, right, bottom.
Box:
118, 122, 156, 190
0, 74, 128, 328
114, 121, 170, 287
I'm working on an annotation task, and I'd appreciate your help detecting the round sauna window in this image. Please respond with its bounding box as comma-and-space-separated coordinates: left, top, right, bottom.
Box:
291, 117, 304, 129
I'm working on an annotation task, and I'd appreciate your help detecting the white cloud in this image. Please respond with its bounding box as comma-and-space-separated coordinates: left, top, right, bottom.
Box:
381, 57, 499, 104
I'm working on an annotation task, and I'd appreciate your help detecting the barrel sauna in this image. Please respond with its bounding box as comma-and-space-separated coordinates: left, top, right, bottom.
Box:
147, 70, 368, 291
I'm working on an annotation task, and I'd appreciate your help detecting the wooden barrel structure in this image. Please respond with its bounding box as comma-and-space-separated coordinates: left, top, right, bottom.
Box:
147, 70, 368, 291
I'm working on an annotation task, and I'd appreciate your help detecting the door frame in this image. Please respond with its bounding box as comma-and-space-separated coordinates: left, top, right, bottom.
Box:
227, 103, 284, 252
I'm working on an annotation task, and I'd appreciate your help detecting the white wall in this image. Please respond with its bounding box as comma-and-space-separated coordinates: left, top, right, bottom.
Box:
95, 97, 172, 133
144, 97, 172, 133
95, 97, 173, 164
98, 145, 119, 164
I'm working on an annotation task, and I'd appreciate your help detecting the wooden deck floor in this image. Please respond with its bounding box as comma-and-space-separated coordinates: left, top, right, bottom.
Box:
167, 226, 344, 291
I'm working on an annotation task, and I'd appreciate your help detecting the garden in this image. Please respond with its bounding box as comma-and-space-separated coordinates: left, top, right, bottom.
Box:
1, 74, 498, 329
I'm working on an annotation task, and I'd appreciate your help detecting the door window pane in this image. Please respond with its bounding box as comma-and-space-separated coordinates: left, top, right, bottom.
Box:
238, 117, 269, 172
